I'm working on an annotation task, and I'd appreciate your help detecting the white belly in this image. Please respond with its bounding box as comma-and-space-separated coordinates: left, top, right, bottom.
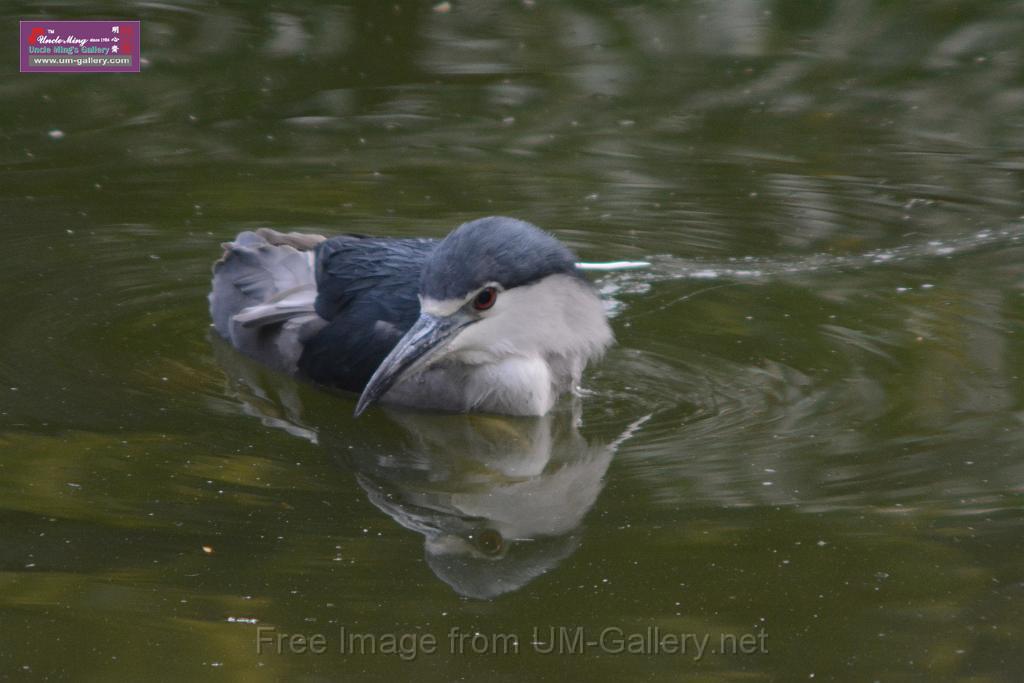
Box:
384, 356, 558, 416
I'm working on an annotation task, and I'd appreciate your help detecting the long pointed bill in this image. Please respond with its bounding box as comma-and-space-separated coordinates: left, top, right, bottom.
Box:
354, 312, 472, 417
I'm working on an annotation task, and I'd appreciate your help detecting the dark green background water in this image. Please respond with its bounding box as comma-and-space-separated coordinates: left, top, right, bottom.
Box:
2, 1, 1023, 681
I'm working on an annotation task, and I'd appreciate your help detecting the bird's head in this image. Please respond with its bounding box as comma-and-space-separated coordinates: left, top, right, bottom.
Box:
354, 217, 613, 416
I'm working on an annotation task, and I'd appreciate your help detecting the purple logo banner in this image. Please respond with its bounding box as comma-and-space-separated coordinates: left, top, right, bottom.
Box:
20, 20, 140, 73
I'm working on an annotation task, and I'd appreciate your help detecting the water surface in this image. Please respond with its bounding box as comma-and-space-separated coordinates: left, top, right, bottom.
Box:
2, 1, 1023, 681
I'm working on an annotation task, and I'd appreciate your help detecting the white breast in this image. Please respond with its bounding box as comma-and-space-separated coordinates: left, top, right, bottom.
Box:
385, 274, 612, 416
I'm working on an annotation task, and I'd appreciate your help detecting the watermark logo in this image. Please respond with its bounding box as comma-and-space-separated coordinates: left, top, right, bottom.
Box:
253, 625, 770, 662
20, 20, 140, 73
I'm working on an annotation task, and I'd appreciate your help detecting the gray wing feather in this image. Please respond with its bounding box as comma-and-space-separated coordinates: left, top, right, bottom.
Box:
209, 230, 327, 372
233, 285, 318, 329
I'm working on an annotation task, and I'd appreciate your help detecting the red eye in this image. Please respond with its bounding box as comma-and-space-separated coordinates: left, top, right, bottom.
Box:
473, 287, 498, 311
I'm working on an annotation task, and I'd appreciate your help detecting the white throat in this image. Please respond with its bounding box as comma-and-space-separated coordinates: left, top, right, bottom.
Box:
444, 274, 613, 367
386, 274, 613, 416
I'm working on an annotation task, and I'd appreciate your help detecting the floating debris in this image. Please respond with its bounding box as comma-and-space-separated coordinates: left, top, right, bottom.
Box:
577, 260, 651, 271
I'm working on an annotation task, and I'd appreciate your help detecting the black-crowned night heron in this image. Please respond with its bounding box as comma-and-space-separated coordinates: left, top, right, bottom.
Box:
209, 217, 615, 416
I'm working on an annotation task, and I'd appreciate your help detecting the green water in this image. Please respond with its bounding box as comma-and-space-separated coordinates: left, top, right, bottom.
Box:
3, 1, 1024, 680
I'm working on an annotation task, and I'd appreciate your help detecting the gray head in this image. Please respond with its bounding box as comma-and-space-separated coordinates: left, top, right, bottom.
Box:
419, 217, 584, 301
354, 217, 613, 416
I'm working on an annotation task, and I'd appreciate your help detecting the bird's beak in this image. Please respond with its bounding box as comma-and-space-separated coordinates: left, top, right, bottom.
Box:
354, 312, 472, 417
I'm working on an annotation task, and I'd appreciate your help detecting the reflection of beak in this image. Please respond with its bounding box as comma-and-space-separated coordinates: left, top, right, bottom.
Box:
354, 312, 473, 417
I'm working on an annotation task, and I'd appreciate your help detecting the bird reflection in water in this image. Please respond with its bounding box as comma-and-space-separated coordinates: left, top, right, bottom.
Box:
211, 336, 641, 599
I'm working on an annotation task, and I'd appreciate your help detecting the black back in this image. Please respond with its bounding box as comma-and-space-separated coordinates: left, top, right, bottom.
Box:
298, 235, 437, 392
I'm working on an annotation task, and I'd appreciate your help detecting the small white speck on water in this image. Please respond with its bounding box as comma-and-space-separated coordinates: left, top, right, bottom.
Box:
921, 283, 934, 289
896, 287, 910, 293
48, 129, 65, 140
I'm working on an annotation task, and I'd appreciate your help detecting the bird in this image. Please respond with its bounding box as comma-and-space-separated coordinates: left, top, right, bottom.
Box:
209, 216, 614, 417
